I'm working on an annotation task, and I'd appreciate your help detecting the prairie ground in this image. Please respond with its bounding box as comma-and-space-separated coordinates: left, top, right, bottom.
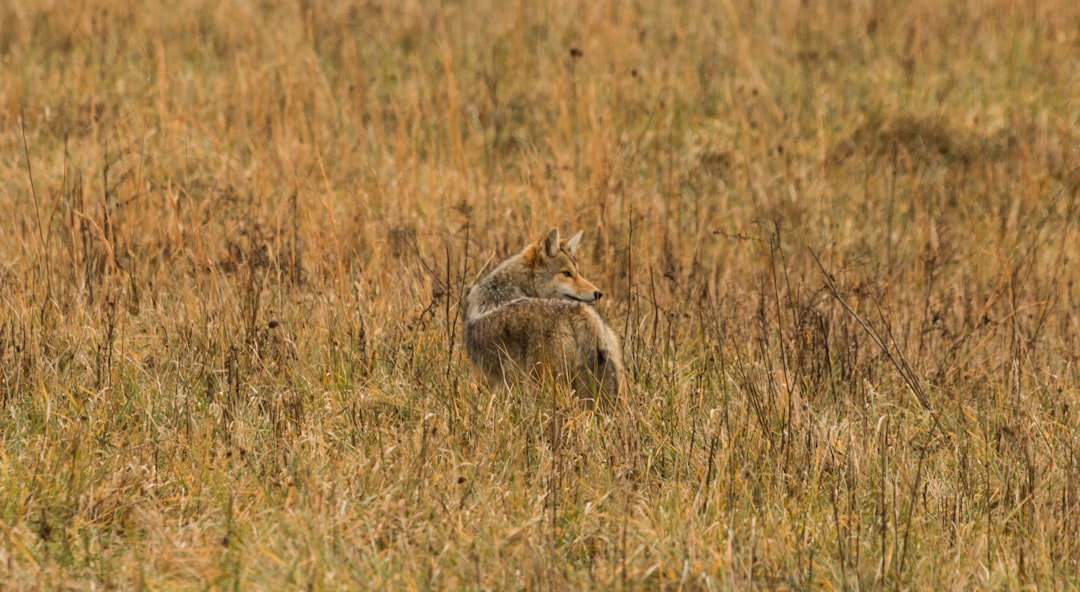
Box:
2, 0, 1080, 589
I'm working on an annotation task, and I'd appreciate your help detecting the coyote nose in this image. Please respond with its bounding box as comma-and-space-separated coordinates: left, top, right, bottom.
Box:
594, 290, 603, 300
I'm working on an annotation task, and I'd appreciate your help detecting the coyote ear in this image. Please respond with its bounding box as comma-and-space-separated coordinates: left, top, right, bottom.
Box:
542, 228, 561, 258
564, 229, 583, 255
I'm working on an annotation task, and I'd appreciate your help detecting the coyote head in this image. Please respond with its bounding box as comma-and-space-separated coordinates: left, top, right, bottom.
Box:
524, 228, 603, 302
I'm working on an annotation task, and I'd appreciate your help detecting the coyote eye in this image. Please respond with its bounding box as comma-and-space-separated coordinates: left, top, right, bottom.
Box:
561, 271, 573, 278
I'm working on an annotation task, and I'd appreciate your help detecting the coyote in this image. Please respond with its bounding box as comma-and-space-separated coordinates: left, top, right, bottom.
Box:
464, 228, 626, 407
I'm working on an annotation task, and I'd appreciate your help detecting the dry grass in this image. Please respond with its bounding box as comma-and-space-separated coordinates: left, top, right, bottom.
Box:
2, 0, 1080, 588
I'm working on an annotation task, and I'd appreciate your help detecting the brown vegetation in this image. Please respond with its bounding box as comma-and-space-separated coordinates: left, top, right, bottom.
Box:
2, 0, 1079, 588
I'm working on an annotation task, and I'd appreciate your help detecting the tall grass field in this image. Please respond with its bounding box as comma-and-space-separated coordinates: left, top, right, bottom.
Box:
2, 0, 1080, 588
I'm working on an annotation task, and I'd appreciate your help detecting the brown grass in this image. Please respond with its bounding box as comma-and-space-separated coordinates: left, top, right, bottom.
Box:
2, 0, 1080, 588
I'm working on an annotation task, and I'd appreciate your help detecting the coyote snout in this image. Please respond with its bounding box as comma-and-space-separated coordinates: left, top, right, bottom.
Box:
558, 281, 603, 303
463, 228, 626, 406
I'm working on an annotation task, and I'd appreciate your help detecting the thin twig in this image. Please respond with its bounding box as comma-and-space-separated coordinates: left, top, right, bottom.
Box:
809, 248, 944, 434
21, 105, 52, 301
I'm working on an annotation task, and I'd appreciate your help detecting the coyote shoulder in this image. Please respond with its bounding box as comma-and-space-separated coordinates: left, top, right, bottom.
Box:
463, 228, 626, 406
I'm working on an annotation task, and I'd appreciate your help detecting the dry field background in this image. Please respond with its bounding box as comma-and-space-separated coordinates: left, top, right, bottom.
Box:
2, 0, 1080, 589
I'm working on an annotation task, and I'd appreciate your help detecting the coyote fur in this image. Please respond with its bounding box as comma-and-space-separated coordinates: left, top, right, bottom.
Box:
464, 228, 626, 406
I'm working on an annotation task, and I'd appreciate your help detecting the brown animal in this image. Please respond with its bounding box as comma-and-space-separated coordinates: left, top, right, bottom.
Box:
463, 228, 626, 407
